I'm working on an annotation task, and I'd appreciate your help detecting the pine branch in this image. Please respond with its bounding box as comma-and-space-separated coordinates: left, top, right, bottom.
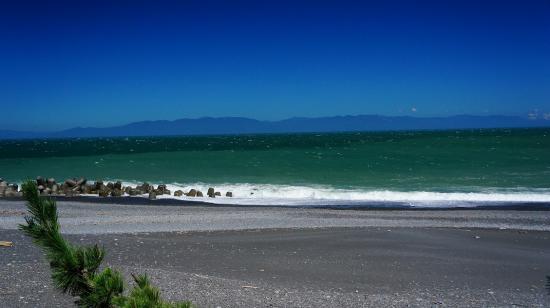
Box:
19, 180, 192, 308
20, 181, 97, 296
113, 274, 191, 308
78, 268, 124, 307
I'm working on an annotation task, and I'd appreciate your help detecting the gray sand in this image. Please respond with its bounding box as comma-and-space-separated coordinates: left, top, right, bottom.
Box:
1, 200, 550, 234
1, 199, 550, 307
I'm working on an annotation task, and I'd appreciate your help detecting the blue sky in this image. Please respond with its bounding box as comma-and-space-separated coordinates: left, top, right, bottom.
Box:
1, 0, 549, 131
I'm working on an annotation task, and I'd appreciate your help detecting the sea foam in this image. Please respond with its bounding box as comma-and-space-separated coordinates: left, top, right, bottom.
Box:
120, 181, 550, 208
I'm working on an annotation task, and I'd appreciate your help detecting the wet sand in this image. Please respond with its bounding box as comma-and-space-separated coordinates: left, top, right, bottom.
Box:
1, 199, 550, 307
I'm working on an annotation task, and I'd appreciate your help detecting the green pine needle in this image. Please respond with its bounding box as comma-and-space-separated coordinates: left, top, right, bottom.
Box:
19, 181, 193, 308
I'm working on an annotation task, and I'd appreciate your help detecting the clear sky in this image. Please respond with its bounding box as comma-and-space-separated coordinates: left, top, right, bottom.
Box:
1, 0, 549, 131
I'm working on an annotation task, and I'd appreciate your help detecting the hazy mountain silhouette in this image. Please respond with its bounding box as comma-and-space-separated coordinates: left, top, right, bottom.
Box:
1, 115, 549, 139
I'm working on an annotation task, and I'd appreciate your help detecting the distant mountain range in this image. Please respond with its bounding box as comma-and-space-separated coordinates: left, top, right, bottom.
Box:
1, 115, 549, 139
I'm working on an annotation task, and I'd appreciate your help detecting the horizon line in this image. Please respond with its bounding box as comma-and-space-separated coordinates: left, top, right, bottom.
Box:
3, 113, 548, 133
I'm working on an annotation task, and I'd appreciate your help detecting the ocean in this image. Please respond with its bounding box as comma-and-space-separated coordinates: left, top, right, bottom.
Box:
1, 128, 550, 208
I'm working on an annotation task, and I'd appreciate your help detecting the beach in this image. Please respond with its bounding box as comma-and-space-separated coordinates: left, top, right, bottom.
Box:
3, 1, 550, 306
1, 199, 549, 307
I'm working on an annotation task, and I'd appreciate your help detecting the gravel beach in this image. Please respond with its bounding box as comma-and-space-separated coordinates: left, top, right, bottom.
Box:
1, 199, 550, 307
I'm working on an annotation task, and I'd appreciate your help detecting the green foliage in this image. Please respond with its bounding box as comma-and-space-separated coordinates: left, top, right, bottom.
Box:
19, 181, 192, 308
113, 274, 191, 308
20, 182, 101, 298
78, 268, 124, 307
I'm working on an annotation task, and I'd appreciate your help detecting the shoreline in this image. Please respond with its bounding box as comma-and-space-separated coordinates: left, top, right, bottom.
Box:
3, 177, 550, 209
2, 195, 550, 211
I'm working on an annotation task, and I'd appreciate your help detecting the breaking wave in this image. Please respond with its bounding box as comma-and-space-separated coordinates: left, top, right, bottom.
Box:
120, 181, 550, 208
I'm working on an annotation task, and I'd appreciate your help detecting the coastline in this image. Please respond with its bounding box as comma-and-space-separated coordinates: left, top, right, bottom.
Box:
4, 177, 550, 210
2, 194, 550, 211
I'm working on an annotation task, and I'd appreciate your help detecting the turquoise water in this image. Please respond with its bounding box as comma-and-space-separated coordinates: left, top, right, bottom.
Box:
1, 128, 550, 205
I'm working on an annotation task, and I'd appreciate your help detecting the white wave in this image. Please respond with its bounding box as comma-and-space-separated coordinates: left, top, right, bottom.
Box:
117, 181, 550, 208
